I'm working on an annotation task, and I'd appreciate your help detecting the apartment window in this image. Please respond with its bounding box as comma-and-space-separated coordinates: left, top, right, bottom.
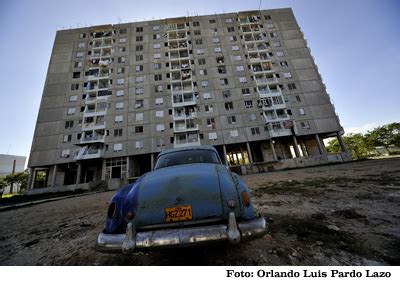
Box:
116, 90, 124, 97
231, 45, 239, 51
212, 28, 218, 35
117, 78, 124, 85
201, 80, 209, 88
155, 85, 163, 92
136, 45, 143, 51
287, 109, 293, 116
65, 121, 74, 128
153, 34, 161, 40
203, 92, 211, 100
74, 61, 82, 68
119, 47, 126, 53
236, 65, 244, 71
251, 127, 260, 136
248, 113, 256, 121
135, 141, 144, 149
63, 134, 72, 143
299, 108, 306, 116
194, 30, 201, 36
267, 23, 274, 29
212, 37, 220, 43
301, 121, 310, 129
136, 87, 143, 95
76, 52, 83, 58
78, 42, 85, 48
225, 102, 234, 111
283, 72, 292, 79
69, 95, 77, 102
115, 115, 123, 123
154, 74, 162, 81
225, 18, 233, 23
209, 19, 216, 24
156, 124, 165, 132
119, 38, 126, 43
135, 126, 143, 133
155, 110, 164, 118
230, 130, 239, 137
204, 104, 213, 112
280, 61, 288, 67
220, 78, 228, 85
61, 149, 70, 158
270, 32, 278, 38
195, 39, 203, 45
154, 63, 161, 70
136, 27, 143, 33
227, 27, 235, 32
222, 90, 231, 98
135, 99, 144, 108
214, 47, 222, 53
234, 55, 242, 61
67, 107, 75, 115
265, 15, 272, 20
295, 95, 301, 102
206, 118, 215, 127
198, 58, 206, 65
199, 69, 207, 76
118, 67, 125, 74
136, 54, 143, 61
156, 138, 166, 147
113, 143, 122, 152
239, 77, 247, 83
288, 83, 297, 91
136, 76, 143, 83
155, 98, 163, 105
116, 102, 124, 109
114, 129, 123, 137
79, 33, 86, 39
229, 35, 237, 42
153, 25, 160, 30
118, 56, 126, 63
154, 43, 161, 49
193, 21, 200, 27
208, 132, 217, 141
273, 41, 281, 47
242, 88, 250, 95
136, 113, 144, 121
196, 49, 204, 55
119, 28, 127, 34
154, 53, 161, 59
244, 100, 253, 108
276, 51, 285, 57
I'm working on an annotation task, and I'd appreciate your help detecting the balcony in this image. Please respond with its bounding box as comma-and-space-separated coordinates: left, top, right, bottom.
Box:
174, 133, 201, 148
80, 134, 105, 144
75, 146, 104, 160
269, 128, 293, 138
81, 122, 106, 131
83, 107, 107, 117
172, 93, 197, 107
257, 88, 282, 98
173, 118, 199, 133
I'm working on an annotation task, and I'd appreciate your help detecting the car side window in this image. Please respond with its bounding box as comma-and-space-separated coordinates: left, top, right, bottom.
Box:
155, 150, 220, 169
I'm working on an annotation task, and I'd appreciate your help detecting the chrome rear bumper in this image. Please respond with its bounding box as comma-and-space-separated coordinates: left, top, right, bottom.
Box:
96, 214, 267, 253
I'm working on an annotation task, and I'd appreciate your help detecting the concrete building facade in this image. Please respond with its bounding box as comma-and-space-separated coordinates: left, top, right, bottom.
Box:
28, 8, 350, 192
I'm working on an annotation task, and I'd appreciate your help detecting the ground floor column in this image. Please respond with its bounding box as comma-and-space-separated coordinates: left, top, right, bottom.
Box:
76, 162, 82, 186
292, 136, 301, 158
315, 134, 325, 155
126, 156, 130, 179
51, 164, 58, 187
270, 139, 278, 161
150, 153, 155, 170
28, 167, 35, 190
337, 132, 348, 153
223, 145, 228, 166
101, 159, 106, 180
246, 142, 254, 164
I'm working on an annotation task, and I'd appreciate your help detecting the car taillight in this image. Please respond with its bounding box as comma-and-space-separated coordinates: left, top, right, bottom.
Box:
242, 191, 251, 207
126, 211, 135, 220
107, 202, 116, 218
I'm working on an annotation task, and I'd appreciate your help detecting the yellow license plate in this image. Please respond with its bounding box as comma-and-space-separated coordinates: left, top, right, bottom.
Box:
165, 205, 192, 222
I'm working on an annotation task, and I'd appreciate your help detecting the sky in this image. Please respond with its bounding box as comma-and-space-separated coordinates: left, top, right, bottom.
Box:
0, 0, 399, 158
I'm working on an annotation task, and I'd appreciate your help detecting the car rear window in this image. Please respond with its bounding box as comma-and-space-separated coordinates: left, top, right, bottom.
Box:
154, 150, 220, 169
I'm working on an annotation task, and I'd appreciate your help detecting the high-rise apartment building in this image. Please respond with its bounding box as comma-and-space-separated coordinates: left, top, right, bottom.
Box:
27, 8, 350, 192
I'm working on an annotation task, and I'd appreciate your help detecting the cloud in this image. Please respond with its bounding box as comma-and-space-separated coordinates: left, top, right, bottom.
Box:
344, 122, 385, 135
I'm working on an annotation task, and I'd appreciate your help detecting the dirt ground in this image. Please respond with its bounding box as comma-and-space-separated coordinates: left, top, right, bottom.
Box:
1, 157, 399, 266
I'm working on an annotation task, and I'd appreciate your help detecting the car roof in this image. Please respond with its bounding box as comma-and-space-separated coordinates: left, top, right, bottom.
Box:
157, 145, 218, 158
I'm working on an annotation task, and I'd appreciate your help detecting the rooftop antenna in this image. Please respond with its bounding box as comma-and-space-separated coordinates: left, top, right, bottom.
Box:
118, 16, 121, 24
258, 0, 262, 11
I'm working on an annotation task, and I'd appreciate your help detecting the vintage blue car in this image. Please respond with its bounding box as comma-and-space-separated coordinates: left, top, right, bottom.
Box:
96, 146, 267, 253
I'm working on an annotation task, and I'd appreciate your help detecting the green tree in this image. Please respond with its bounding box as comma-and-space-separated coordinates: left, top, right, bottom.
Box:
326, 133, 373, 159
367, 123, 400, 154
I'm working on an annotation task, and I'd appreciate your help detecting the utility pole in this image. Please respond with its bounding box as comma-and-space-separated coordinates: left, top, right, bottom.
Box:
10, 159, 16, 194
